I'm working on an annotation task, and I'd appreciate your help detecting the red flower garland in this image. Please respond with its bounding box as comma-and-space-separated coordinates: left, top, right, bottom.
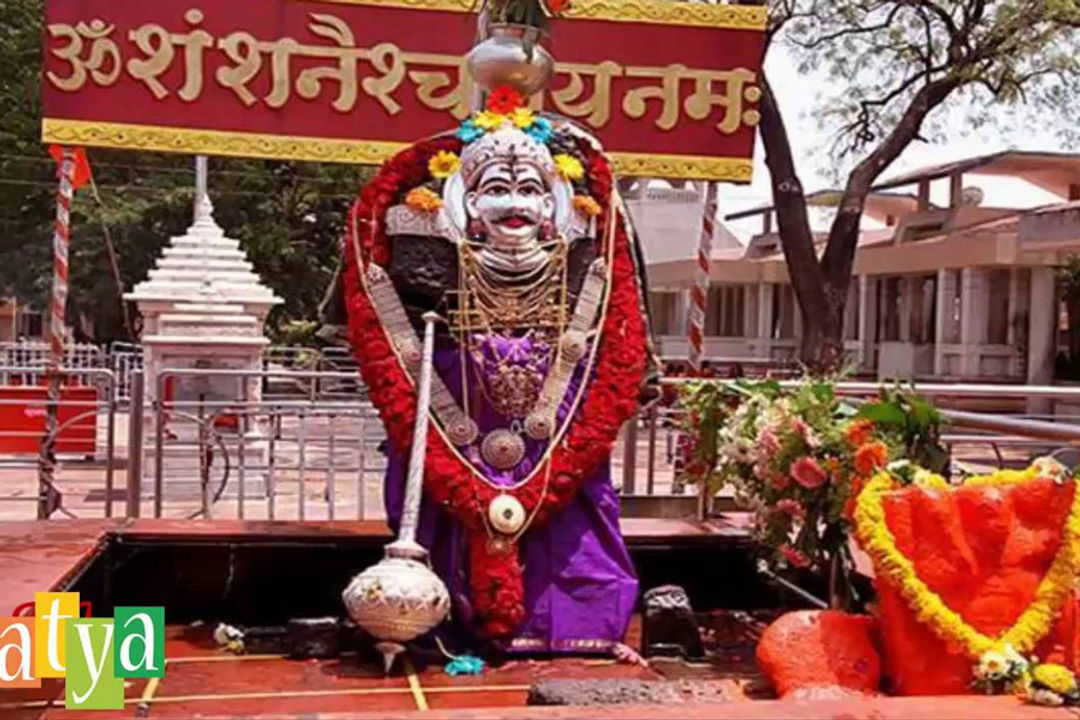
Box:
342, 133, 648, 638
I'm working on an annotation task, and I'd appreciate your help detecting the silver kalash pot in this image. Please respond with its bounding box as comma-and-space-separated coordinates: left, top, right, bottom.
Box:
342, 313, 451, 673
466, 23, 554, 96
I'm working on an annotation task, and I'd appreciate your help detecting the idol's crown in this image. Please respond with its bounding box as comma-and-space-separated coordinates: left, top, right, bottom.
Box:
460, 123, 557, 187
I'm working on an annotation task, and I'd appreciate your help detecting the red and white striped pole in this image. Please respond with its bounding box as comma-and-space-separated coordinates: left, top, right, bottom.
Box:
38, 147, 75, 518
51, 149, 74, 366
687, 182, 717, 375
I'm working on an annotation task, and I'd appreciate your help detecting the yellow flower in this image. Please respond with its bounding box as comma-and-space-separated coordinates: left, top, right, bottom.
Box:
428, 151, 460, 179
573, 194, 602, 217
405, 186, 443, 213
510, 107, 536, 129
554, 153, 585, 181
1032, 664, 1078, 695
473, 110, 507, 131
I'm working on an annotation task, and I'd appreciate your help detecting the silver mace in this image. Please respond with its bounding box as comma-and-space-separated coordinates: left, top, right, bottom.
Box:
342, 312, 451, 674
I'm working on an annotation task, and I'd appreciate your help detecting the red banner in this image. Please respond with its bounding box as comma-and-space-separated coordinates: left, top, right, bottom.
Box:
41, 0, 766, 181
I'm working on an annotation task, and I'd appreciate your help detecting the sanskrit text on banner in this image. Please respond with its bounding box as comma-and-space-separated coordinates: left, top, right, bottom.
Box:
41, 0, 767, 181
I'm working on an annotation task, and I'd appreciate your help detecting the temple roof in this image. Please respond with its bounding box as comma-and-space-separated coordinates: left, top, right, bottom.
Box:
725, 190, 932, 225
874, 151, 1080, 197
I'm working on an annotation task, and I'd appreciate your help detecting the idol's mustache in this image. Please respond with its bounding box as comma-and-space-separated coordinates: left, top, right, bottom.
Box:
492, 208, 539, 223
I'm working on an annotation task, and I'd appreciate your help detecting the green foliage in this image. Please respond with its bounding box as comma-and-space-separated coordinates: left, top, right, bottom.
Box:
857, 387, 950, 476
0, 0, 371, 344
771, 0, 1080, 167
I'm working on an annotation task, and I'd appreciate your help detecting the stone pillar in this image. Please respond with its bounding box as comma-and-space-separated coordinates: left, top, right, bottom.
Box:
673, 290, 688, 337
756, 282, 773, 359
934, 269, 955, 377
898, 277, 914, 343
743, 284, 758, 344
858, 276, 877, 372
1028, 267, 1057, 386
959, 268, 986, 378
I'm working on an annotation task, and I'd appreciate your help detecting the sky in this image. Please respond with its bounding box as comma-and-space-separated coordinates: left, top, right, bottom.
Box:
721, 46, 1069, 241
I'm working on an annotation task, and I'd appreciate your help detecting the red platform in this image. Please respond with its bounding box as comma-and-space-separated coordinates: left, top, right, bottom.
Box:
0, 519, 1071, 719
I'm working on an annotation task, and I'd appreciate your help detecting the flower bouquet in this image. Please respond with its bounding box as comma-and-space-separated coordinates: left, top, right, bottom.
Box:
679, 379, 946, 605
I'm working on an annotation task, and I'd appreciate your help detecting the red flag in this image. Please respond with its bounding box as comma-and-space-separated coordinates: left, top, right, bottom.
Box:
48, 145, 92, 190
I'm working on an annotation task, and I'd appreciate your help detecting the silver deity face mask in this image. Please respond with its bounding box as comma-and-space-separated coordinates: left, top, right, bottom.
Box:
465, 162, 556, 250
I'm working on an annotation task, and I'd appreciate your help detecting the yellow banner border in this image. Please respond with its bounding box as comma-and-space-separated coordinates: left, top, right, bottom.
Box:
303, 0, 768, 31
42, 118, 754, 182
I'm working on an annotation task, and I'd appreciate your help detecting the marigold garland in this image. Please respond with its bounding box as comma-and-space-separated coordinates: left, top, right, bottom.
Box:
853, 465, 1080, 660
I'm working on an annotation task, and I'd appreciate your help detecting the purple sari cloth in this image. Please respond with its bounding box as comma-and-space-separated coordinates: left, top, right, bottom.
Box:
382, 335, 638, 654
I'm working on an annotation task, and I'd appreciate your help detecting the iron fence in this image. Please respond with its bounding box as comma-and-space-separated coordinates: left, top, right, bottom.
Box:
1, 358, 1080, 522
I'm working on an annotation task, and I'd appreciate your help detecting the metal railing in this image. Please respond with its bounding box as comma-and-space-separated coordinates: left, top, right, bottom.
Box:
2, 359, 1080, 522
143, 368, 380, 521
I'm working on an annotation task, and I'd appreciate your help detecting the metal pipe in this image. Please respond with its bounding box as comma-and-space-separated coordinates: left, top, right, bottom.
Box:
357, 416, 366, 521
758, 566, 828, 609
621, 415, 638, 494
658, 376, 1080, 400
298, 409, 307, 522
327, 414, 336, 521
104, 390, 116, 519
267, 410, 277, 521
941, 409, 1080, 445
125, 371, 143, 518
153, 378, 165, 518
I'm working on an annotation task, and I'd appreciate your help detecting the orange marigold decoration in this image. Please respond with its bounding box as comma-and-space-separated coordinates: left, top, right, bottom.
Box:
573, 194, 602, 216
405, 187, 443, 212
486, 85, 526, 114
854, 441, 888, 477
853, 464, 1080, 695
845, 419, 874, 447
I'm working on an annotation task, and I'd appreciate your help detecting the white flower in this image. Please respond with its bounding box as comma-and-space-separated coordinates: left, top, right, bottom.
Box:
977, 650, 1009, 679
725, 437, 757, 465
1028, 688, 1064, 707
1032, 457, 1069, 483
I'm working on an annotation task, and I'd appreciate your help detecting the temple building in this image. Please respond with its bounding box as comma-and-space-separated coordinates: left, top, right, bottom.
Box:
634, 151, 1080, 384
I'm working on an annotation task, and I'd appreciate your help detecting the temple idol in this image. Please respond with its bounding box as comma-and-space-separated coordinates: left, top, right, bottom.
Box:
341, 8, 655, 663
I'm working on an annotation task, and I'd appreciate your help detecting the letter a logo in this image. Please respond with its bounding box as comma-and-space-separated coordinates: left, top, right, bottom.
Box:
0, 618, 38, 688
114, 607, 165, 678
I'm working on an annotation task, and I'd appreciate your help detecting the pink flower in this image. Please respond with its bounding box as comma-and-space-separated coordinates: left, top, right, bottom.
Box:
769, 472, 790, 491
792, 418, 821, 448
757, 428, 781, 457
775, 498, 806, 520
779, 544, 811, 568
790, 456, 828, 489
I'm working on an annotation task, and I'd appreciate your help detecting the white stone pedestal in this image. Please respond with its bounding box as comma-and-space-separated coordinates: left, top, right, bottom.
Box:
126, 196, 283, 498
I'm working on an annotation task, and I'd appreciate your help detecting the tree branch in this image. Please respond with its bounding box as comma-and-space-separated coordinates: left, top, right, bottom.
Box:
821, 75, 963, 285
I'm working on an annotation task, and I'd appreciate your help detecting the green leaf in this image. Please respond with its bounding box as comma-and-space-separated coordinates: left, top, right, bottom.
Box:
857, 401, 907, 426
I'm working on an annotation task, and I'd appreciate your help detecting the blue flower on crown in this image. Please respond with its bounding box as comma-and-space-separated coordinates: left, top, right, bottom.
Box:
457, 118, 485, 144
526, 116, 554, 145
